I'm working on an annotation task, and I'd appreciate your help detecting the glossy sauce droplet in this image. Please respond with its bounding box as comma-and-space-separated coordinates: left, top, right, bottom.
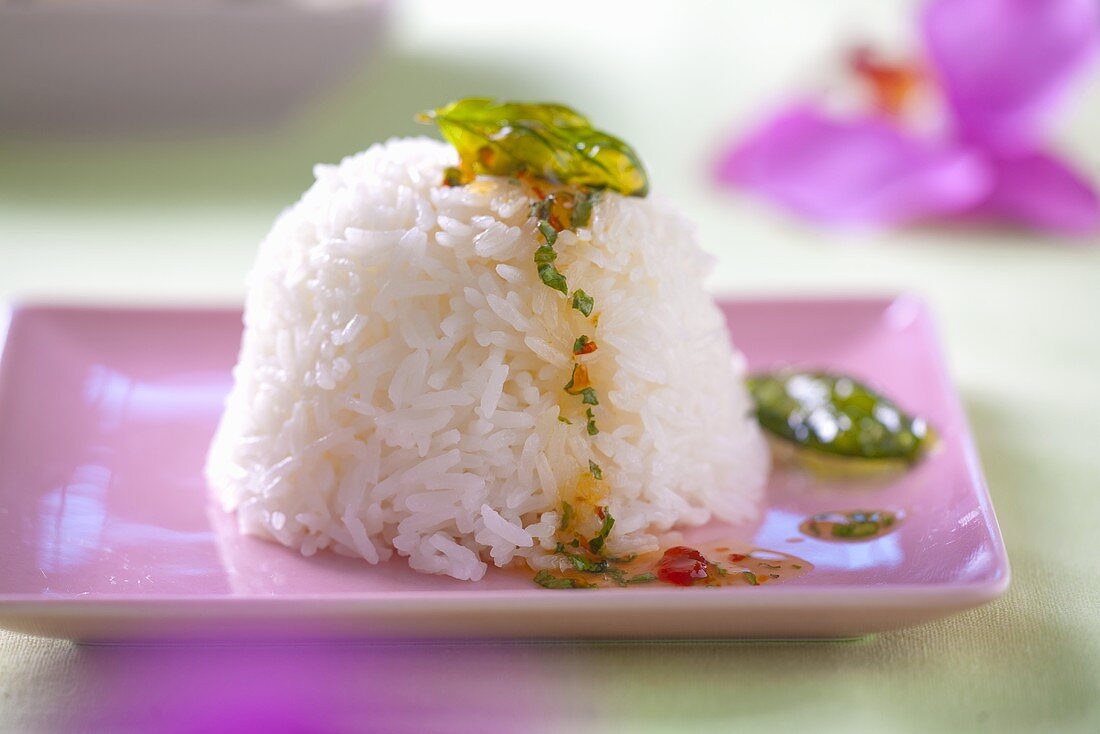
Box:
655, 546, 710, 586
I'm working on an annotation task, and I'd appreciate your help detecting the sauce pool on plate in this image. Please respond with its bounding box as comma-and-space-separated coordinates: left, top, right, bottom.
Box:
799, 509, 901, 541
532, 541, 813, 589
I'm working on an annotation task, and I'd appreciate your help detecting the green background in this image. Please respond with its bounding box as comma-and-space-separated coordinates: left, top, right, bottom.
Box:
2, 1, 1098, 731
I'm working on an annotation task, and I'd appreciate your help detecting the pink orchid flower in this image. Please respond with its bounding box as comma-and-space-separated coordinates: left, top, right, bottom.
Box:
715, 0, 1100, 236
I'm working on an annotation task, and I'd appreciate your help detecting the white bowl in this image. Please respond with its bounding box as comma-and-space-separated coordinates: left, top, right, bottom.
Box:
0, 0, 390, 135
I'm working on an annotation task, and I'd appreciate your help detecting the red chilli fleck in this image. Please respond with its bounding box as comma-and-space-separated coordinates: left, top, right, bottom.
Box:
656, 546, 711, 587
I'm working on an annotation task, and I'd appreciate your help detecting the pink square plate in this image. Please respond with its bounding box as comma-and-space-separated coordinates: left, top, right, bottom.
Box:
0, 296, 1009, 641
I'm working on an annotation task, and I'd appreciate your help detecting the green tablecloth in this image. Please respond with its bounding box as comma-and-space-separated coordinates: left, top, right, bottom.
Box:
2, 2, 1098, 731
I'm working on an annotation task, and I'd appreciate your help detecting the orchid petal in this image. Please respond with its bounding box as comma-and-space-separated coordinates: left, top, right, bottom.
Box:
922, 0, 1100, 151
715, 105, 990, 226
969, 151, 1100, 235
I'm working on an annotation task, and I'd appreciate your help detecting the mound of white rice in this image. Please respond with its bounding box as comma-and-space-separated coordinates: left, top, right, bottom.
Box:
205, 137, 768, 581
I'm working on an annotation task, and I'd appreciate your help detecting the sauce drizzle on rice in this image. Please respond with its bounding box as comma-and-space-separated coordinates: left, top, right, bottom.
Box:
422, 99, 649, 581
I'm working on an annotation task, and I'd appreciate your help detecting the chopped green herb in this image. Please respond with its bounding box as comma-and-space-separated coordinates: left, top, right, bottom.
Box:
558, 501, 574, 531
587, 510, 615, 554
572, 335, 597, 355
570, 538, 580, 548
580, 388, 598, 406
558, 415, 572, 424
533, 244, 557, 266
604, 567, 628, 586
585, 407, 600, 436
806, 510, 899, 540
567, 554, 609, 573
537, 220, 558, 246
555, 544, 609, 573
571, 189, 602, 228
530, 197, 552, 221
607, 553, 637, 564
742, 571, 760, 586
714, 565, 729, 576
589, 460, 603, 480
417, 98, 649, 196
747, 371, 935, 463
538, 263, 569, 294
533, 570, 591, 589
571, 289, 594, 317
831, 519, 883, 538
443, 166, 465, 187
625, 573, 657, 585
